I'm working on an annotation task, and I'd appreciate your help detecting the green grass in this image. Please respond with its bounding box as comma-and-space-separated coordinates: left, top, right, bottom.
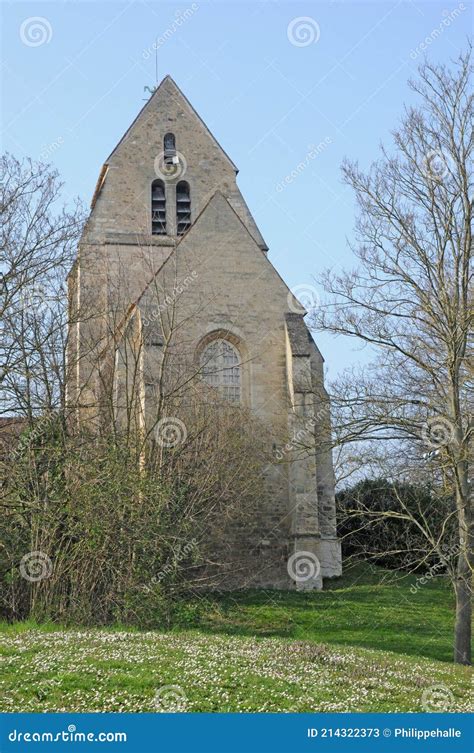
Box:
177, 562, 458, 662
0, 564, 472, 713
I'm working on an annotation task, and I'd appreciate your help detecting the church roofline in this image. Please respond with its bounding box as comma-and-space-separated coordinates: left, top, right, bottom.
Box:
130, 190, 301, 321
104, 75, 238, 172
90, 164, 108, 209
89, 76, 238, 210
101, 189, 324, 366
114, 189, 263, 335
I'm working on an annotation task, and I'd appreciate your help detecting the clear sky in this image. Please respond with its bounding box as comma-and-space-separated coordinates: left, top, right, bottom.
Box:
1, 0, 471, 377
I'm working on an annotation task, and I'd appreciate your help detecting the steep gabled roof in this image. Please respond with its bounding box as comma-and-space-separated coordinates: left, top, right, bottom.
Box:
106, 75, 238, 171
120, 191, 302, 329
90, 75, 238, 210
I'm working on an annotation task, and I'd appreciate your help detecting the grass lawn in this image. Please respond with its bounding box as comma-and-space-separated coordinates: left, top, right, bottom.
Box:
1, 564, 472, 713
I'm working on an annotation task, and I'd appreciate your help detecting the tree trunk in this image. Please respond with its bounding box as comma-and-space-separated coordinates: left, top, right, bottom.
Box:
452, 439, 472, 665
453, 556, 472, 665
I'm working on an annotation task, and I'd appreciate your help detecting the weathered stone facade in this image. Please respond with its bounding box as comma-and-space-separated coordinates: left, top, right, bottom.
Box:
68, 76, 341, 590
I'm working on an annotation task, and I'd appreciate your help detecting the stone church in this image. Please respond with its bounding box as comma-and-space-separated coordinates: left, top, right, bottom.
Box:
67, 75, 341, 590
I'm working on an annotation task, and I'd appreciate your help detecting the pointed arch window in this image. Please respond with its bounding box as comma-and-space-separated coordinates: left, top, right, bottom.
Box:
151, 179, 166, 235
200, 339, 241, 403
164, 132, 176, 166
176, 181, 191, 235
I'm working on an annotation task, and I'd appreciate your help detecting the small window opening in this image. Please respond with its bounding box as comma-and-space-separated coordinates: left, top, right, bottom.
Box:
164, 133, 177, 166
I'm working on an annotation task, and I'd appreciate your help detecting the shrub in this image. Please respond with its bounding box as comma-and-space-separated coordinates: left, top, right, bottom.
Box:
0, 401, 270, 626
337, 478, 457, 572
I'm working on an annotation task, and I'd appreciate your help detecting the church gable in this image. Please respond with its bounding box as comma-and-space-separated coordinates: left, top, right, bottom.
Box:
136, 194, 266, 319
171, 191, 300, 313
83, 76, 267, 250
106, 75, 237, 172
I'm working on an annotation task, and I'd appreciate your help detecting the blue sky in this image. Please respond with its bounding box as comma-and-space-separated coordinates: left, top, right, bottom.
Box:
1, 0, 471, 376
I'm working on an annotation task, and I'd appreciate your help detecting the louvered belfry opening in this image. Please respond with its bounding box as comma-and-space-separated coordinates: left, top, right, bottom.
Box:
176, 180, 191, 235
151, 179, 166, 235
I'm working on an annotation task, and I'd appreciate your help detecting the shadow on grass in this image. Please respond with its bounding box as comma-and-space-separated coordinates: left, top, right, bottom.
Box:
177, 563, 455, 663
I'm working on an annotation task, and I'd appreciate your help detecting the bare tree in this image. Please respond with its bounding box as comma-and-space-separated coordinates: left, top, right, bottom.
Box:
312, 48, 473, 664
0, 153, 85, 419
